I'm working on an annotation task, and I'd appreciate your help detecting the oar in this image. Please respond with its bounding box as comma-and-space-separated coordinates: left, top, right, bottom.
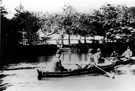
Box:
75, 64, 82, 69
93, 64, 115, 79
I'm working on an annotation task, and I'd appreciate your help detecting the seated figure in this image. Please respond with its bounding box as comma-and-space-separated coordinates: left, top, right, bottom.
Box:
122, 46, 133, 59
55, 49, 68, 72
45, 49, 68, 72
94, 48, 104, 63
54, 59, 68, 72
111, 50, 119, 58
83, 48, 96, 69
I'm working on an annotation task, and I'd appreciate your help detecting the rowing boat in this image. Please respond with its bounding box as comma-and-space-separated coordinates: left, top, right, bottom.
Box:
115, 56, 135, 65
37, 56, 135, 78
37, 61, 115, 78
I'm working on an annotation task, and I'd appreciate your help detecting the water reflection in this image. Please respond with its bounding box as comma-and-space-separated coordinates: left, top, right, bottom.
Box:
61, 52, 88, 62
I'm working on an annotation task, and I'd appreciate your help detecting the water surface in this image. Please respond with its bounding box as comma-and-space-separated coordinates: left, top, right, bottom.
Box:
0, 51, 135, 91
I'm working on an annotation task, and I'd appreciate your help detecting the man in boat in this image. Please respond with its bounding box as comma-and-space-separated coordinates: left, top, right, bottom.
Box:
45, 49, 67, 72
111, 51, 119, 57
55, 49, 68, 72
120, 46, 133, 61
94, 48, 104, 63
75, 48, 95, 69
89, 48, 96, 64
106, 50, 119, 63
83, 48, 96, 69
84, 48, 105, 69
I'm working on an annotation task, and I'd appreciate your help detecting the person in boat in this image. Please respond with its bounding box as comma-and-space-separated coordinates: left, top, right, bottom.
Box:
108, 50, 119, 63
83, 48, 96, 69
75, 48, 95, 69
111, 50, 119, 58
94, 48, 104, 63
45, 49, 67, 72
55, 49, 68, 72
84, 48, 103, 69
121, 46, 133, 60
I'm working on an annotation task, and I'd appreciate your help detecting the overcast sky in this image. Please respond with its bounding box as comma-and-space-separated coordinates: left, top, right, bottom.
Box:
2, 0, 135, 19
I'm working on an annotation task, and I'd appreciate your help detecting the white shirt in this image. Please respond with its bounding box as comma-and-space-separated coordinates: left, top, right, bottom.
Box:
122, 49, 132, 58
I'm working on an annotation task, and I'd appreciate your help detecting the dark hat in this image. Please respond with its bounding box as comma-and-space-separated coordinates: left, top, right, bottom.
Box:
88, 48, 93, 53
56, 49, 62, 54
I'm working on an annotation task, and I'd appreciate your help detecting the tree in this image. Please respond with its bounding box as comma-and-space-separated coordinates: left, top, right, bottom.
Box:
11, 4, 42, 45
1, 6, 14, 58
1, 6, 10, 46
62, 5, 77, 45
93, 4, 135, 43
77, 13, 95, 43
39, 13, 65, 46
93, 4, 120, 40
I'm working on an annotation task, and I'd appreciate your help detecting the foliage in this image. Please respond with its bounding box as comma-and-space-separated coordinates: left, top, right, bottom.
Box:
62, 5, 79, 44
1, 6, 11, 46
2, 3, 135, 46
93, 4, 135, 43
11, 4, 42, 45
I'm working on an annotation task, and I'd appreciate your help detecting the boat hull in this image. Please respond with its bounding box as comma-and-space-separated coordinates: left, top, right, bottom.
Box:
115, 57, 135, 65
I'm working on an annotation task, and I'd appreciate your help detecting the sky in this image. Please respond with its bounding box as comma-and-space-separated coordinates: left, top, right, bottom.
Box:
2, 0, 135, 19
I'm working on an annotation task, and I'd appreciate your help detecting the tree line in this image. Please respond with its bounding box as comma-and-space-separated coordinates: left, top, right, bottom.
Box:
1, 4, 135, 47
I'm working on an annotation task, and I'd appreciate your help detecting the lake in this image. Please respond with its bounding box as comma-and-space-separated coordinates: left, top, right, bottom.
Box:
0, 51, 135, 91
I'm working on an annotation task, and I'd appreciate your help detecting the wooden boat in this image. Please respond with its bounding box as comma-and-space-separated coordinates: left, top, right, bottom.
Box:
115, 56, 135, 65
37, 61, 115, 78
